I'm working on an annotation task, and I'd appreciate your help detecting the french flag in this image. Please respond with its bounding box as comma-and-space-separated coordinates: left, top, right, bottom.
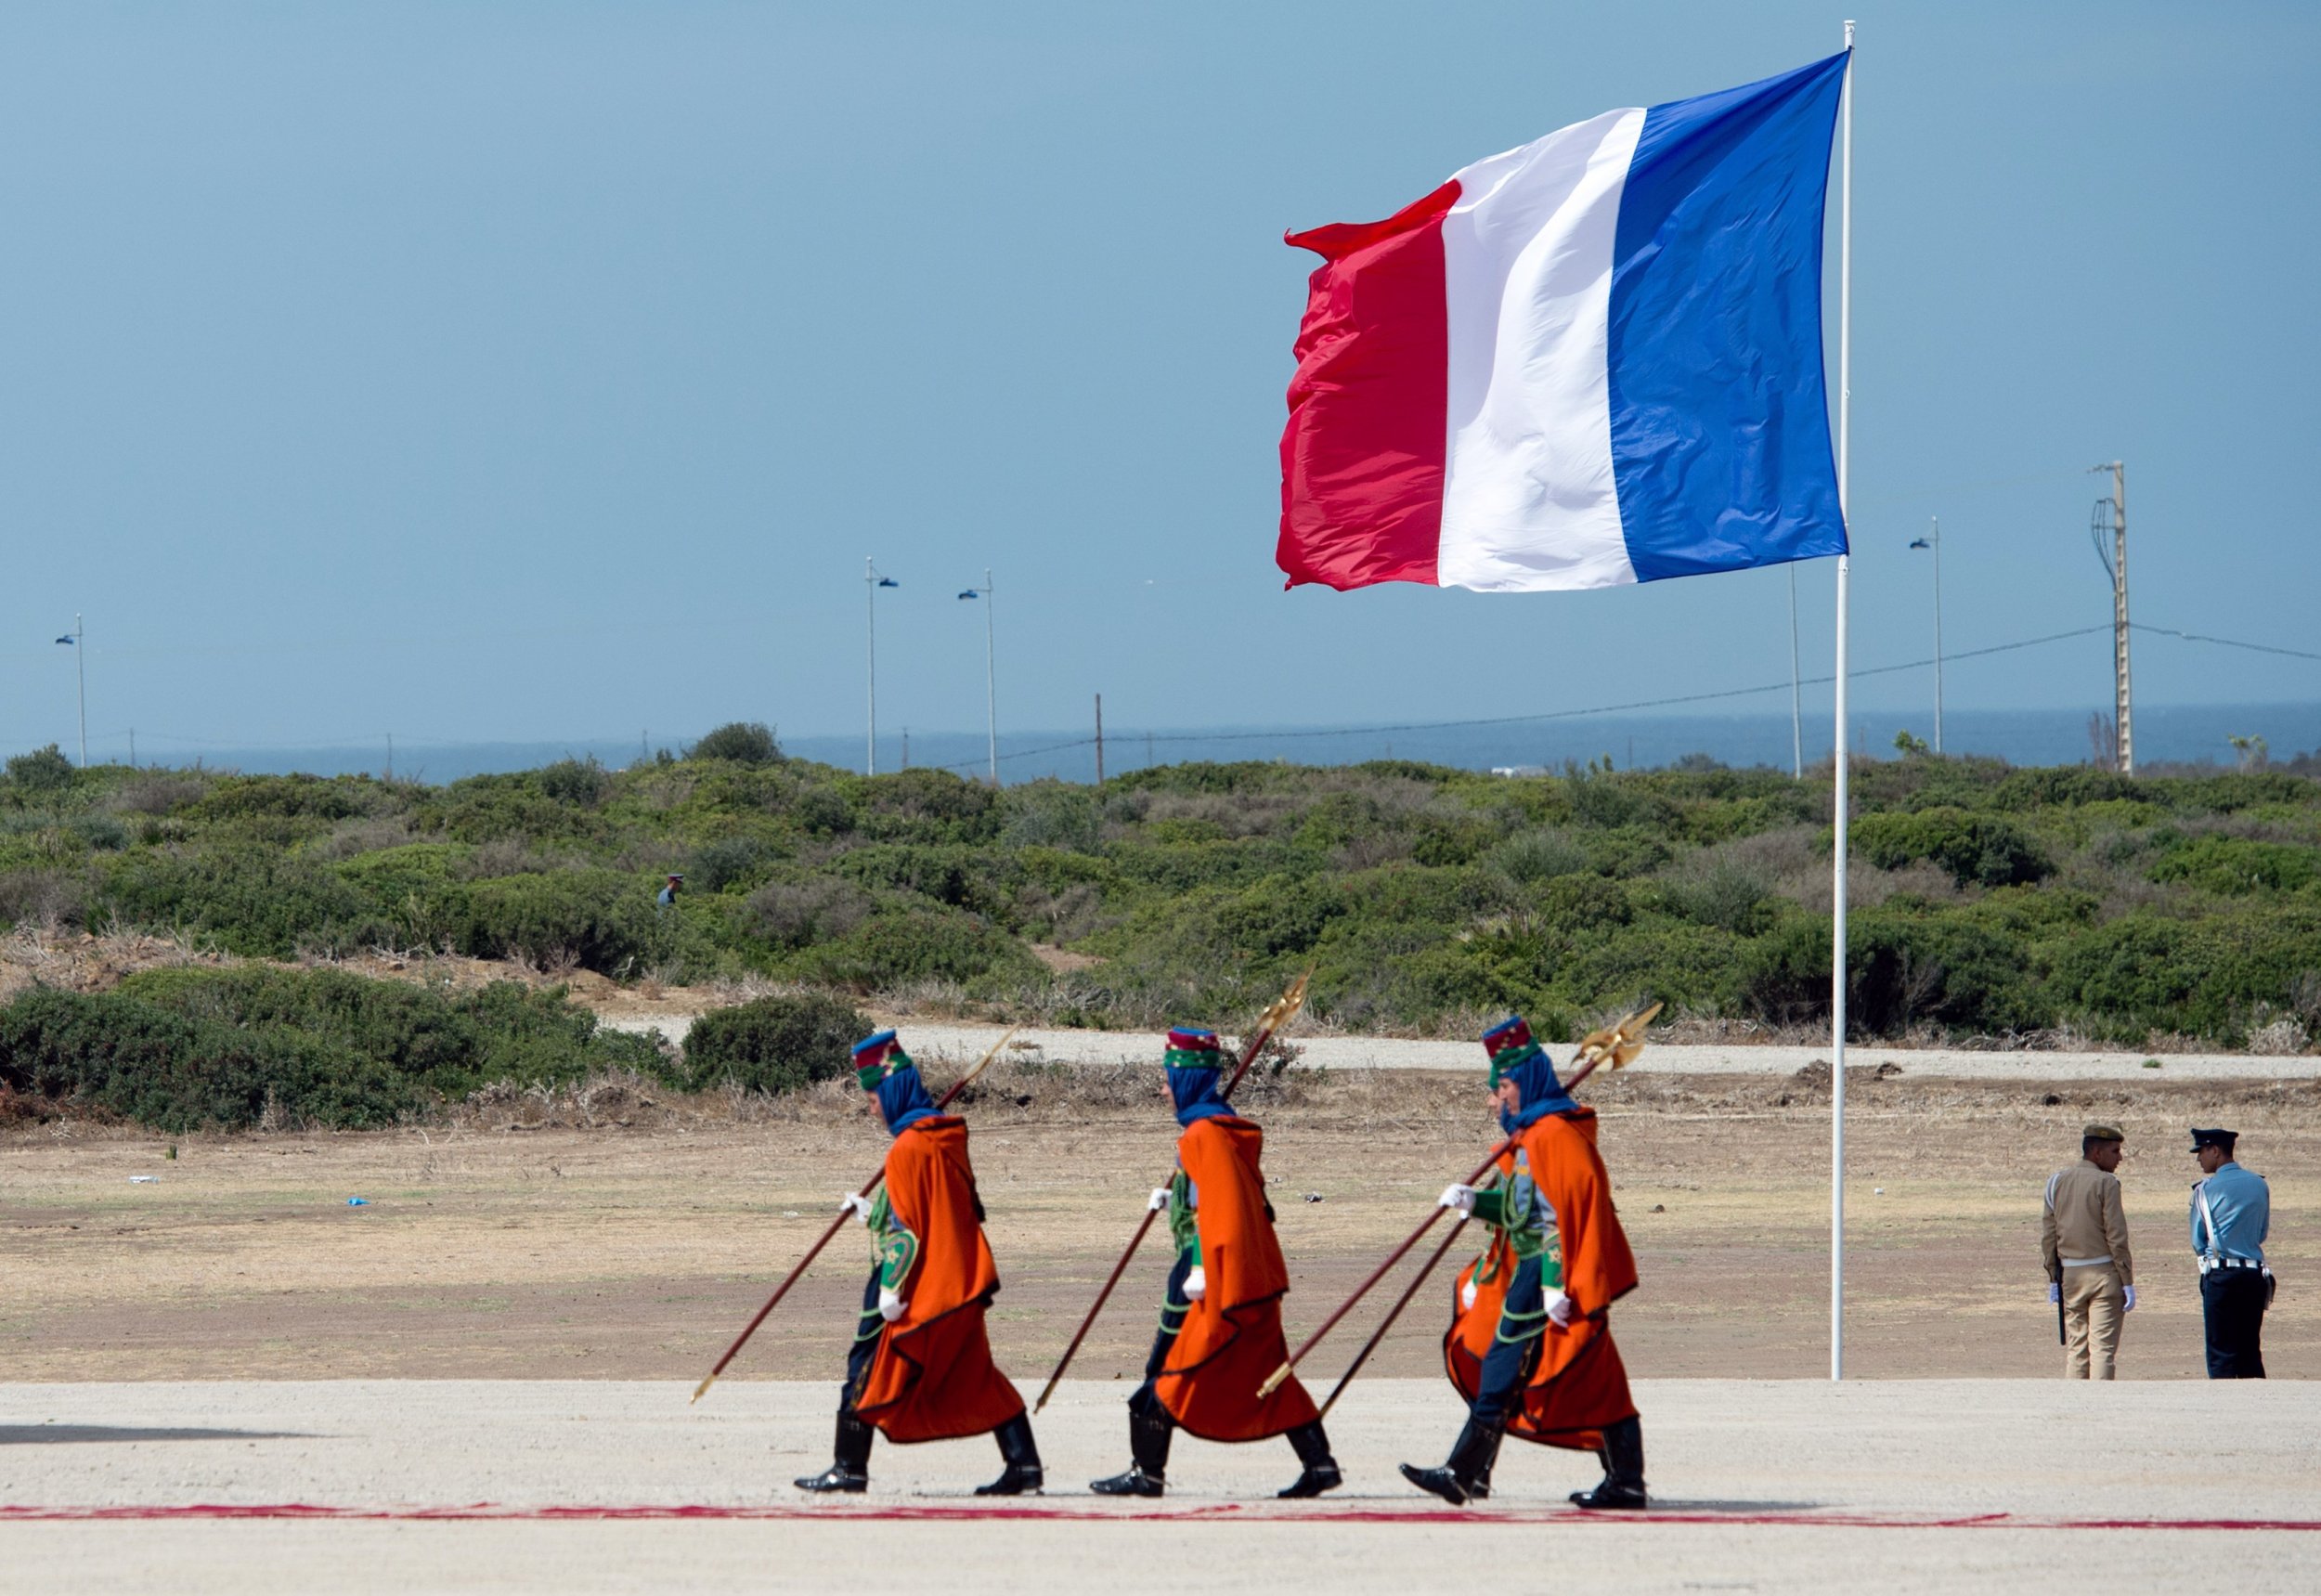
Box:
1277, 52, 1850, 593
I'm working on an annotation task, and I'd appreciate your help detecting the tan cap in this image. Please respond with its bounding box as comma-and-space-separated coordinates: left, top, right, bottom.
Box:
2082, 1123, 2125, 1143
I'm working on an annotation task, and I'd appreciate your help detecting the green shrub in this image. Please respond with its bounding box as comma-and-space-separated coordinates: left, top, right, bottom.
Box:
789, 905, 1042, 991
0, 987, 412, 1131
686, 835, 782, 894
536, 758, 611, 808
2042, 906, 2321, 1043
675, 993, 873, 1094
2149, 835, 2319, 896
1852, 806, 2051, 888
99, 847, 390, 955
6, 746, 75, 793
460, 869, 661, 975
111, 966, 658, 1097
689, 722, 783, 765
1737, 909, 2050, 1037
2, 967, 670, 1130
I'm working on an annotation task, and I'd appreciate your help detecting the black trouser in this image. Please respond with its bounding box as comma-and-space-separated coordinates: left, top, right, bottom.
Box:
2201, 1268, 2267, 1379
840, 1266, 885, 1412
1125, 1252, 1195, 1426
1124, 1252, 1330, 1473
1471, 1256, 1547, 1427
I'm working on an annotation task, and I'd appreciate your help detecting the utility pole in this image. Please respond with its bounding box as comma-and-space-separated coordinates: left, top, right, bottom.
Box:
386, 732, 394, 783
55, 615, 87, 765
2091, 462, 2133, 773
1909, 518, 1943, 754
1094, 694, 1105, 785
958, 571, 999, 786
866, 561, 899, 775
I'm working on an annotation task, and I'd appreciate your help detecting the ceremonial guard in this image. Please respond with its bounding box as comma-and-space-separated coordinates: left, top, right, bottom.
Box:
2189, 1127, 2272, 1379
1090, 1028, 1342, 1499
796, 1031, 1044, 1494
1404, 1016, 1644, 1509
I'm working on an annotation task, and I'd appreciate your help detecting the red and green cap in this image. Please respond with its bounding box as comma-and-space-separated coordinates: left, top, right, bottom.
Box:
1164, 1026, 1223, 1069
1483, 1015, 1540, 1087
852, 1030, 912, 1091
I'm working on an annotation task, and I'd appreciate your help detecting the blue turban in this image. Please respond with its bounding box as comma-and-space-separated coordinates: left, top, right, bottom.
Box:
853, 1030, 938, 1135
1482, 1015, 1576, 1134
1164, 1026, 1233, 1127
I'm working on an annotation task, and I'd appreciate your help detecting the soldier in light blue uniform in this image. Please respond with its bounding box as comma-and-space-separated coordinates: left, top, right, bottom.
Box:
2188, 1127, 2271, 1379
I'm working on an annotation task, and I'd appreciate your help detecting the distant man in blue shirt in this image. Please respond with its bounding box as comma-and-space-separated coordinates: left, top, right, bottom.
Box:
656, 874, 683, 912
2188, 1127, 2271, 1379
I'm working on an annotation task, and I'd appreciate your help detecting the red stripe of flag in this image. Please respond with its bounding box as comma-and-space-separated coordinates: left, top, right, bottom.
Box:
1277, 179, 1459, 591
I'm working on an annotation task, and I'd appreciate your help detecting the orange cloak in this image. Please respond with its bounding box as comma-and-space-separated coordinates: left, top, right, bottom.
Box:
851, 1117, 1026, 1444
1153, 1115, 1319, 1442
1442, 1108, 1638, 1451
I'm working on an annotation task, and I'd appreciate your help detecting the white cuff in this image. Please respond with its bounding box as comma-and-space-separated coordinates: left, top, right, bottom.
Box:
1184, 1265, 1207, 1302
1546, 1291, 1574, 1327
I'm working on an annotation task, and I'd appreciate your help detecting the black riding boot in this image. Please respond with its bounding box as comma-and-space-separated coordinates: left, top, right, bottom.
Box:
1277, 1420, 1343, 1499
795, 1411, 874, 1493
975, 1412, 1045, 1496
1464, 1424, 1505, 1501
1568, 1416, 1647, 1509
1091, 1406, 1173, 1498
1399, 1418, 1501, 1506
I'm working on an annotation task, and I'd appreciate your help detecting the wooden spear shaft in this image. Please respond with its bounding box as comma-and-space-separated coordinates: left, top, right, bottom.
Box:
1319, 1213, 1466, 1421
1264, 1014, 1645, 1404
689, 1026, 1018, 1405
1312, 1049, 1614, 1416
1257, 1135, 1512, 1400
1031, 973, 1311, 1412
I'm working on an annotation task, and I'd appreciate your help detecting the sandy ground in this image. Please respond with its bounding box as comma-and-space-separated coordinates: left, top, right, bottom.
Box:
3, 1070, 2312, 1385
0, 1379, 2315, 1593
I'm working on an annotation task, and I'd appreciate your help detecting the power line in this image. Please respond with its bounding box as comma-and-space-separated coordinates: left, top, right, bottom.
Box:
926, 623, 2116, 771
2133, 623, 2321, 665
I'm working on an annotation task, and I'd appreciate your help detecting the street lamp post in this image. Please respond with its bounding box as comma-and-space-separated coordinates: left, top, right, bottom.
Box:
957, 571, 998, 786
1908, 521, 1943, 755
866, 562, 899, 775
55, 615, 85, 766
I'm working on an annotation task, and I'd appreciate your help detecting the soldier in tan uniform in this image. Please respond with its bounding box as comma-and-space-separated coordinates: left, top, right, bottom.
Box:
2040, 1124, 2135, 1379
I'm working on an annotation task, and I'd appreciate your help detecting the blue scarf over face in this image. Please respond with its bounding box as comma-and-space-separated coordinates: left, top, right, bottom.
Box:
853, 1030, 938, 1136
874, 1064, 938, 1135
1483, 1015, 1576, 1134
1164, 1026, 1234, 1127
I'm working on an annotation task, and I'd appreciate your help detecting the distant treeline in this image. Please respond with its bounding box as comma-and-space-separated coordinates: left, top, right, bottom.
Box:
1, 724, 2317, 1060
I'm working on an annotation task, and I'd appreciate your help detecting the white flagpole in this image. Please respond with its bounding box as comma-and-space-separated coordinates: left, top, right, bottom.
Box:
1831, 19, 1855, 1382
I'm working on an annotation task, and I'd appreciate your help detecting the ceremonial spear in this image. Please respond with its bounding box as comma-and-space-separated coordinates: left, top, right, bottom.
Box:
690, 1024, 1020, 1405
1031, 970, 1314, 1413
1261, 1003, 1661, 1405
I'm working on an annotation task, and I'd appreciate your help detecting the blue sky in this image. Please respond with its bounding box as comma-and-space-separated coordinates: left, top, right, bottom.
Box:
1, 2, 2315, 759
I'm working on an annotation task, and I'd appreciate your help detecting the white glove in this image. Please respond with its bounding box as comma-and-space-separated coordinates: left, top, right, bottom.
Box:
877, 1286, 907, 1322
840, 1193, 875, 1225
1546, 1291, 1574, 1328
1439, 1184, 1477, 1213
1184, 1265, 1207, 1302
2122, 1284, 2136, 1313
1460, 1278, 1479, 1311
2047, 1281, 2060, 1304
1148, 1187, 1172, 1213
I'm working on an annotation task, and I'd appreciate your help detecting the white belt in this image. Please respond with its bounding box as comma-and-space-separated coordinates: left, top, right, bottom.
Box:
2200, 1255, 2263, 1273
2060, 1256, 2115, 1269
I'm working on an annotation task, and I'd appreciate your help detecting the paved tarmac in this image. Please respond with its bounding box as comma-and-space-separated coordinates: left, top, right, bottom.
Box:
2, 1379, 2315, 1592
604, 1015, 2316, 1081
